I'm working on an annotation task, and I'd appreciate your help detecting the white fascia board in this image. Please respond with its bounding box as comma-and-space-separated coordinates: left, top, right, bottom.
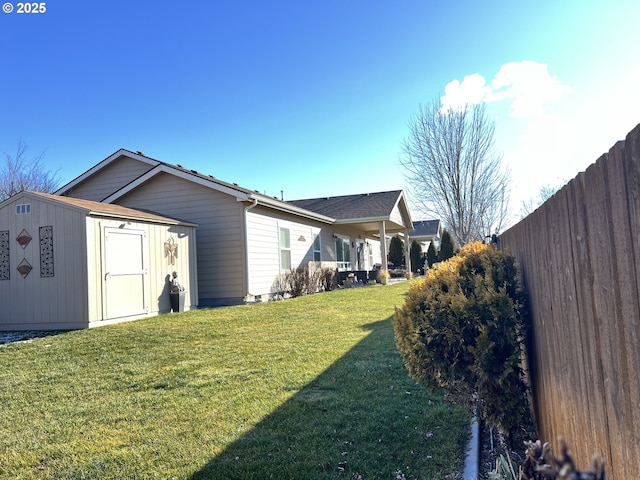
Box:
103, 164, 253, 204
55, 149, 159, 195
393, 191, 414, 226
334, 216, 389, 224
86, 211, 194, 226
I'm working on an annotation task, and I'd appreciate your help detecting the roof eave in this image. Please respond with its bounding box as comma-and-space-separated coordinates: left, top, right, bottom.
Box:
334, 216, 389, 225
247, 195, 335, 224
87, 210, 197, 227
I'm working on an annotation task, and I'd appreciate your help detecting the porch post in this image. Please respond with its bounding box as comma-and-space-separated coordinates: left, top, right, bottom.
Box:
405, 229, 411, 275
379, 221, 387, 272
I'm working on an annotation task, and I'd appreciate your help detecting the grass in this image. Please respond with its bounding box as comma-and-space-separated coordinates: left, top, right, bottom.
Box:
0, 282, 470, 479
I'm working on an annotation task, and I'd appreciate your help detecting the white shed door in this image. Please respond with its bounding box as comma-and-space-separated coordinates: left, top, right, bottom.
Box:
104, 228, 148, 320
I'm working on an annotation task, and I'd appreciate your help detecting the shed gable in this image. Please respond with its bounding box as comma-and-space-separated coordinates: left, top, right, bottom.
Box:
0, 194, 90, 329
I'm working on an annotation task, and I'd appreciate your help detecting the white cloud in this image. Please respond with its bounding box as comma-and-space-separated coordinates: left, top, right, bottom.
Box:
440, 73, 490, 112
487, 61, 571, 117
499, 64, 640, 224
439, 60, 640, 228
440, 61, 571, 118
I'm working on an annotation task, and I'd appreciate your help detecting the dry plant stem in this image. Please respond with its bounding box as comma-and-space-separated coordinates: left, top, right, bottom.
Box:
520, 440, 606, 480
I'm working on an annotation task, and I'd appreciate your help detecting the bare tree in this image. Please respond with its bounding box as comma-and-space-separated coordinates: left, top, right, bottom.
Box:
520, 182, 564, 218
400, 100, 510, 246
1, 140, 59, 201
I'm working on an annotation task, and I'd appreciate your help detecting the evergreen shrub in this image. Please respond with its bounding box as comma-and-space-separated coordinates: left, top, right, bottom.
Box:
438, 230, 456, 262
426, 240, 438, 268
410, 240, 423, 274
389, 235, 405, 267
393, 241, 530, 438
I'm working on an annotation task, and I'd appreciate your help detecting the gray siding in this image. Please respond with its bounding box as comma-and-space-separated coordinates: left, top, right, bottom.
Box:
114, 173, 244, 305
0, 197, 89, 330
64, 156, 154, 202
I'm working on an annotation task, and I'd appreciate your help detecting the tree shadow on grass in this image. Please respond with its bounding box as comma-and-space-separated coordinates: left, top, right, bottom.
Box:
189, 317, 469, 480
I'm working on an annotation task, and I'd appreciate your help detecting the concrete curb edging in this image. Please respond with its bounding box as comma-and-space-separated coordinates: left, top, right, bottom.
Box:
463, 416, 480, 479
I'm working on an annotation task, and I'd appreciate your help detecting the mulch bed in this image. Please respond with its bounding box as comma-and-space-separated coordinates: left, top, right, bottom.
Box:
477, 416, 539, 479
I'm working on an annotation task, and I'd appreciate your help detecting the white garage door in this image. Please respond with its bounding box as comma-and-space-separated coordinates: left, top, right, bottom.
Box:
104, 227, 148, 320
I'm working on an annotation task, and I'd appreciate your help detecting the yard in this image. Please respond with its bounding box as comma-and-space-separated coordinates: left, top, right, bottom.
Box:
0, 282, 470, 479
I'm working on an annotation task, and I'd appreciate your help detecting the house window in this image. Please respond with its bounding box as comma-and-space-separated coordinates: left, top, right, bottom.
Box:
313, 233, 321, 262
335, 236, 351, 270
15, 204, 31, 215
280, 227, 291, 270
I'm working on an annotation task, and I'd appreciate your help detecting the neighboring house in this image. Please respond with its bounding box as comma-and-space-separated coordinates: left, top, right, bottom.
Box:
409, 219, 442, 251
56, 149, 414, 307
0, 191, 197, 330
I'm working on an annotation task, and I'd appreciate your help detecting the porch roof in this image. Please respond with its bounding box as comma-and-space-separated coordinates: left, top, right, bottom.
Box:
287, 190, 412, 233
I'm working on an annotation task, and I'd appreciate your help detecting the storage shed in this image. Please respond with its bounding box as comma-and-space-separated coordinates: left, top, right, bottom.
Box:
0, 191, 198, 330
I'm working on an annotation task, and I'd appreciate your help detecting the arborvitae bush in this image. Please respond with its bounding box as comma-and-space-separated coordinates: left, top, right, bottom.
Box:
426, 240, 438, 268
438, 230, 456, 262
410, 240, 423, 274
394, 241, 530, 439
388, 235, 405, 267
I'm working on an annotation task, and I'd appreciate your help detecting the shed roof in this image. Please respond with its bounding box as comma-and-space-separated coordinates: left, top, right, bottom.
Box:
12, 191, 197, 226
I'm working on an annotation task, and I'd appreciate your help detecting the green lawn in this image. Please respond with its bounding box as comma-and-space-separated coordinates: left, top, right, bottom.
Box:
0, 282, 470, 479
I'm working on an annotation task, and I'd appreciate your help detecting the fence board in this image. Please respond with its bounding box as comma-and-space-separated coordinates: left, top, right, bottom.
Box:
608, 140, 640, 478
620, 130, 640, 459
500, 123, 640, 479
583, 153, 629, 477
566, 174, 609, 460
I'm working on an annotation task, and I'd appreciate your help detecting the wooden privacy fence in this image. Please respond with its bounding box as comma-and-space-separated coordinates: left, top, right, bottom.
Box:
500, 124, 640, 480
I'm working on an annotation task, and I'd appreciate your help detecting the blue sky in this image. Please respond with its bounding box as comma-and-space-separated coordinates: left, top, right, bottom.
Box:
2, 1, 640, 226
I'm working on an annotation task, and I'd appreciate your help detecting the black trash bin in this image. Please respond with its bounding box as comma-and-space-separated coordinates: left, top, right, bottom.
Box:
170, 291, 185, 313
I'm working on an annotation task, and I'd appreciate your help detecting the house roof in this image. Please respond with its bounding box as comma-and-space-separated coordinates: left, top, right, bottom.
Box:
56, 148, 268, 202
288, 190, 412, 233
56, 148, 411, 231
55, 149, 334, 224
288, 191, 404, 220
11, 191, 197, 226
410, 219, 441, 237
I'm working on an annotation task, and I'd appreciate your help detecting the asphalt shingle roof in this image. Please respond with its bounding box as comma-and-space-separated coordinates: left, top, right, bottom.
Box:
410, 219, 441, 236
57, 149, 408, 225
287, 191, 403, 220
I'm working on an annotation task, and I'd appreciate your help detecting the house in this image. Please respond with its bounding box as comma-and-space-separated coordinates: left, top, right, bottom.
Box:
409, 219, 442, 250
0, 191, 197, 330
55, 149, 414, 308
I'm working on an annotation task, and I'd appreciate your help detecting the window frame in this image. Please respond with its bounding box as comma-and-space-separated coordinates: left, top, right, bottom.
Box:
312, 232, 322, 262
279, 227, 291, 271
15, 203, 31, 215
334, 235, 351, 270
